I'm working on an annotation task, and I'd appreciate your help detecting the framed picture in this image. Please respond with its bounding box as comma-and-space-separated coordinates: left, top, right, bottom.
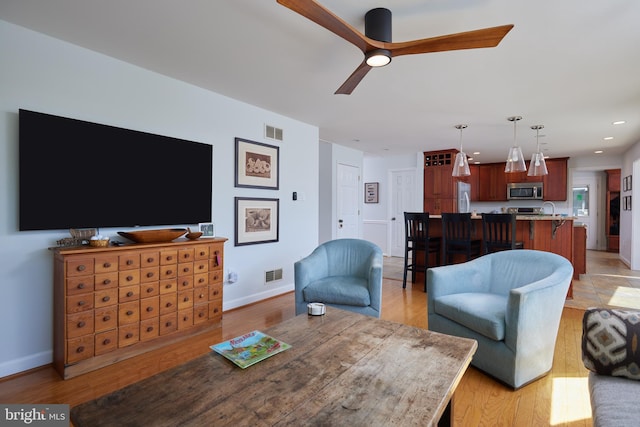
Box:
235, 197, 279, 246
623, 195, 632, 211
235, 138, 279, 189
198, 222, 215, 238
365, 182, 379, 203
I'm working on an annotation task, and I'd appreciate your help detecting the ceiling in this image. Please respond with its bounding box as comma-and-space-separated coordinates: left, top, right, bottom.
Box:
2, 0, 639, 163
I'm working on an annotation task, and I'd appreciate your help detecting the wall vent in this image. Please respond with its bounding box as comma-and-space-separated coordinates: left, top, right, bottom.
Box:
265, 268, 283, 284
265, 124, 283, 141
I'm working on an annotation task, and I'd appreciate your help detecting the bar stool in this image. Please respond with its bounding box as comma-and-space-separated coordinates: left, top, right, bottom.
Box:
441, 212, 482, 265
481, 213, 524, 254
403, 212, 441, 292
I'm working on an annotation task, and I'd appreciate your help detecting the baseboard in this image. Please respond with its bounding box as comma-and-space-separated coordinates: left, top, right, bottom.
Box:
223, 283, 294, 311
0, 350, 51, 379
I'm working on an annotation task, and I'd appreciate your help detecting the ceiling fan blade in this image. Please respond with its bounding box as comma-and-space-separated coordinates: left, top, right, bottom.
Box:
335, 61, 372, 95
277, 0, 373, 52
389, 25, 514, 57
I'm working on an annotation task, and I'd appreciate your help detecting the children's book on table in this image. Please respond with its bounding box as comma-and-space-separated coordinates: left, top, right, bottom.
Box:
210, 330, 291, 368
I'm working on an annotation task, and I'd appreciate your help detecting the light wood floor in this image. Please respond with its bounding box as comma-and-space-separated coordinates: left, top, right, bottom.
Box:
1, 250, 638, 426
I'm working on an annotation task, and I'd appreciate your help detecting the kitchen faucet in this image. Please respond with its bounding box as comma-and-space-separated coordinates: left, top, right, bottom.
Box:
542, 201, 556, 216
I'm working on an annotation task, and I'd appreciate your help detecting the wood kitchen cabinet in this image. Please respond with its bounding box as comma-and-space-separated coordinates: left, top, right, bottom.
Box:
478, 163, 507, 201
543, 158, 569, 201
605, 169, 620, 252
423, 150, 457, 214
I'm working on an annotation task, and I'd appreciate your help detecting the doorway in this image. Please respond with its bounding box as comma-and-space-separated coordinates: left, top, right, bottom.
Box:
389, 168, 418, 257
336, 162, 360, 239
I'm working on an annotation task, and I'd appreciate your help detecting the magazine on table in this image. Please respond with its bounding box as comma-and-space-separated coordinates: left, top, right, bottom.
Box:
210, 330, 291, 368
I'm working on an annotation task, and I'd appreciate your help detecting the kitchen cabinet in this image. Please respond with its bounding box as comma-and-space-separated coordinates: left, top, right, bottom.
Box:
605, 169, 620, 252
423, 150, 457, 214
543, 158, 569, 201
478, 163, 507, 201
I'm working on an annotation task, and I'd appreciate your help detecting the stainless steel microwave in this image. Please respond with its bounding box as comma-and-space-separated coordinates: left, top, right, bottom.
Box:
507, 182, 544, 200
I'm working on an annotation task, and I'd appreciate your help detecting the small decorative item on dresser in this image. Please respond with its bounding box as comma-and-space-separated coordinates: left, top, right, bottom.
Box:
89, 234, 109, 247
186, 227, 203, 240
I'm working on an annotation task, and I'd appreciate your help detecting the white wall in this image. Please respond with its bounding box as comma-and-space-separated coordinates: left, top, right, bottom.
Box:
0, 20, 319, 377
621, 140, 640, 269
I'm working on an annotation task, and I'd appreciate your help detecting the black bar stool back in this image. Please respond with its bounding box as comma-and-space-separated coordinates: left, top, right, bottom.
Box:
482, 213, 524, 254
441, 212, 482, 264
403, 212, 441, 292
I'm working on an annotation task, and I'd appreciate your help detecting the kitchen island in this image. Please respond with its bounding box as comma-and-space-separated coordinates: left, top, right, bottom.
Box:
418, 214, 575, 297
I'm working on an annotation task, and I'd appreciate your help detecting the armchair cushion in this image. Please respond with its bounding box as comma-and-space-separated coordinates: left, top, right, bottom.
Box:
434, 293, 508, 341
303, 277, 371, 307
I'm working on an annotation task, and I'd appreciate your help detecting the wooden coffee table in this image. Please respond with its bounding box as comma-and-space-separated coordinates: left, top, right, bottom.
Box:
72, 307, 476, 426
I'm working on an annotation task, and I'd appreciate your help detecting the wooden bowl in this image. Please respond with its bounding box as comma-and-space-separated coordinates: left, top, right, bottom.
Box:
117, 228, 187, 243
185, 231, 203, 240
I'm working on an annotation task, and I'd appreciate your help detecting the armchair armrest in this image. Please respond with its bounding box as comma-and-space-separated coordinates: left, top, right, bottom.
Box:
504, 269, 572, 352
367, 252, 383, 312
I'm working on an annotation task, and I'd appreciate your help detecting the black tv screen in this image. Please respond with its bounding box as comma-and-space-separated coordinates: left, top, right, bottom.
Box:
19, 109, 213, 231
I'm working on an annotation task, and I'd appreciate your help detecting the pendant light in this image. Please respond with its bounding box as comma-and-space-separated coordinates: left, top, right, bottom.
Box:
527, 125, 548, 176
504, 116, 526, 173
452, 124, 470, 177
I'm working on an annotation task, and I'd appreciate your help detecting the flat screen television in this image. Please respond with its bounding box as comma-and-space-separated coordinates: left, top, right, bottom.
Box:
19, 109, 213, 231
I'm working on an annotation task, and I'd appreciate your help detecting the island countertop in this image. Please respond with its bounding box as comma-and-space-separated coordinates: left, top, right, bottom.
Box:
429, 214, 576, 221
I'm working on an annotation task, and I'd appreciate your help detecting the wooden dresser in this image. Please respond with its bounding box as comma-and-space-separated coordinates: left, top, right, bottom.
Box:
51, 238, 226, 379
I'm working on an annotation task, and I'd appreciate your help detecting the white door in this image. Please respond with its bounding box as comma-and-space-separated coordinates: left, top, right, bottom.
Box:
389, 169, 418, 257
337, 163, 360, 239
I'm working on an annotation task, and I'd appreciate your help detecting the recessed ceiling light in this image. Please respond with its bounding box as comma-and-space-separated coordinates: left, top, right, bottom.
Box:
474, 161, 481, 164
594, 150, 604, 154
473, 151, 480, 155
604, 136, 614, 140
612, 120, 626, 125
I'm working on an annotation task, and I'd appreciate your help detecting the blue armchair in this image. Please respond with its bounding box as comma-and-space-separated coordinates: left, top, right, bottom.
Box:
295, 239, 383, 318
427, 249, 573, 388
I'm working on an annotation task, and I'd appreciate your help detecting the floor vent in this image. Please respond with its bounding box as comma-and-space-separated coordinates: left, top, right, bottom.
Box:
265, 124, 283, 141
265, 268, 283, 284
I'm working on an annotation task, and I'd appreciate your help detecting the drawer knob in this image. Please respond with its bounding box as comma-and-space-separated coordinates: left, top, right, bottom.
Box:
213, 308, 219, 313
182, 281, 189, 287
103, 338, 111, 345
77, 321, 85, 328
183, 297, 189, 302
213, 290, 219, 296
165, 321, 172, 327
102, 296, 110, 302
199, 251, 206, 256
146, 287, 154, 293
165, 284, 172, 290
147, 257, 154, 263
198, 278, 205, 283
147, 272, 154, 278
126, 333, 133, 339
183, 316, 189, 321
165, 302, 173, 308
77, 283, 85, 289
103, 279, 111, 285
126, 291, 134, 297
165, 270, 173, 276
146, 307, 154, 312
146, 326, 154, 332
126, 310, 134, 316
126, 275, 134, 281
103, 315, 111, 321
199, 293, 205, 299
78, 300, 86, 306
76, 346, 85, 353
77, 265, 86, 272
126, 260, 134, 265
103, 262, 111, 268
199, 312, 205, 318
166, 256, 173, 261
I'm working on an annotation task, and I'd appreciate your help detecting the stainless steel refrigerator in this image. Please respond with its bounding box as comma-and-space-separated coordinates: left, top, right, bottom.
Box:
457, 181, 471, 213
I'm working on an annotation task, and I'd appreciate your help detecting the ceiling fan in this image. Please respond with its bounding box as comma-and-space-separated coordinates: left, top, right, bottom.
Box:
276, 0, 514, 94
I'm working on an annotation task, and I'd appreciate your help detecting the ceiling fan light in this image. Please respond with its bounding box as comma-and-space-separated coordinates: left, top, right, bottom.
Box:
365, 49, 391, 67
528, 152, 548, 176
